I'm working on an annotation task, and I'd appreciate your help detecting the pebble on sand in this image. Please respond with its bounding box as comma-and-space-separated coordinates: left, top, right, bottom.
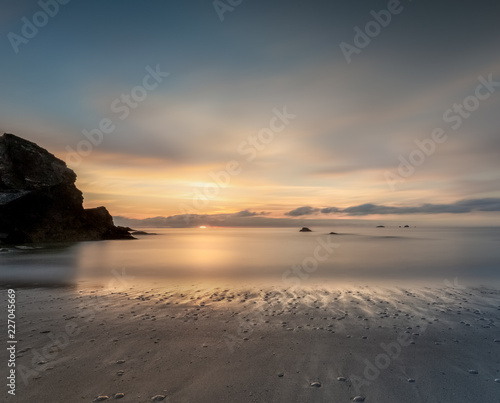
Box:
352, 397, 366, 402
494, 379, 500, 383
407, 378, 416, 383
310, 381, 321, 387
468, 370, 478, 374
93, 397, 109, 402
337, 377, 346, 382
151, 395, 166, 401
113, 393, 125, 399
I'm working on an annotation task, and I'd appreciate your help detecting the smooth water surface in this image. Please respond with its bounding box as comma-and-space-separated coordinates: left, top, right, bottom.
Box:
1, 226, 499, 286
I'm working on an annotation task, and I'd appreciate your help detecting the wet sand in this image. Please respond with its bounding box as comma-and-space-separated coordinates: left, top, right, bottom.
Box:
3, 283, 500, 402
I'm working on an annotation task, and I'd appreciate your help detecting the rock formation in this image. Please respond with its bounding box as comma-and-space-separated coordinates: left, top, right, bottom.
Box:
0, 133, 133, 244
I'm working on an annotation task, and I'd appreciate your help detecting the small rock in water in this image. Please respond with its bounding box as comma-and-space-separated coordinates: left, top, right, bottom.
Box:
310, 381, 321, 387
93, 397, 109, 402
468, 369, 478, 374
151, 396, 166, 401
352, 397, 366, 402
337, 377, 346, 382
407, 378, 416, 383
113, 393, 125, 399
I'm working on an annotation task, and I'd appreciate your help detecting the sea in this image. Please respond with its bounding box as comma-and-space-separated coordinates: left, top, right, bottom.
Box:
1, 226, 499, 287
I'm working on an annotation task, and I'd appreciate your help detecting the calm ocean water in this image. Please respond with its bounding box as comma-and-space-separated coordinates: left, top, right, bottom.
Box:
1, 226, 499, 287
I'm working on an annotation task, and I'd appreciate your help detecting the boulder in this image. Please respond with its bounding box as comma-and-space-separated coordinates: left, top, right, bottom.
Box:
0, 133, 134, 243
299, 227, 312, 232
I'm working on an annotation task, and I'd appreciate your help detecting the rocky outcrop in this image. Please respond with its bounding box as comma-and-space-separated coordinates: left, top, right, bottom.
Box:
0, 133, 133, 244
299, 227, 312, 232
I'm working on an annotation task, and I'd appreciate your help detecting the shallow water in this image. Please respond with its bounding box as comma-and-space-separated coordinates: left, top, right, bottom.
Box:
1, 226, 499, 286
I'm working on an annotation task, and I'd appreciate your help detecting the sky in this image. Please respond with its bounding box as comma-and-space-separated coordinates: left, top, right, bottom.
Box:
1, 0, 500, 226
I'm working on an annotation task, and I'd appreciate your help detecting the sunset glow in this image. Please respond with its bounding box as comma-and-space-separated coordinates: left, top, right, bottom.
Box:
2, 1, 500, 228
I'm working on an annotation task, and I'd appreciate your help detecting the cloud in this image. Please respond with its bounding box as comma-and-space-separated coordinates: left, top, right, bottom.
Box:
233, 209, 269, 217
285, 206, 320, 216
114, 210, 270, 228
114, 198, 500, 228
285, 198, 500, 216
320, 207, 342, 214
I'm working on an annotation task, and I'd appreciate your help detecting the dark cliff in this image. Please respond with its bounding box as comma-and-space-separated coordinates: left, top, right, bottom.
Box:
0, 133, 133, 243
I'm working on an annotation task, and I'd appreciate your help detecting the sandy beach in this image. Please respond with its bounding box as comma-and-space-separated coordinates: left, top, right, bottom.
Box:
4, 282, 499, 402
2, 1, 500, 402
